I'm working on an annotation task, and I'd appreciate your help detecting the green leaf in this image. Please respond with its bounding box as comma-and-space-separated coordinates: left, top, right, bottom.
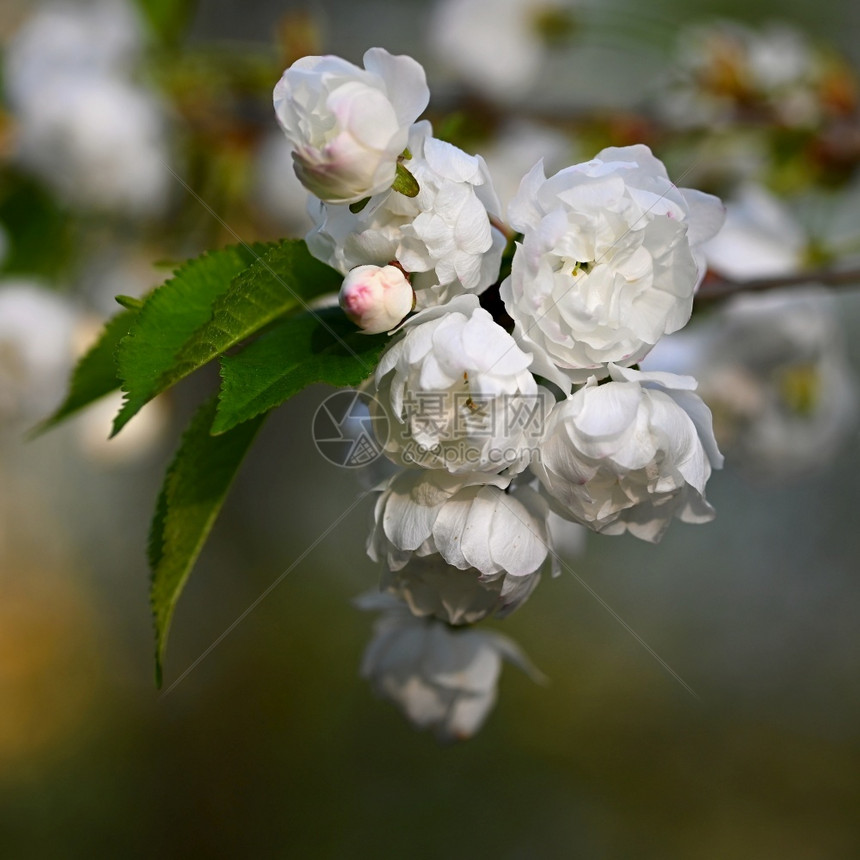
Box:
349, 197, 371, 214
392, 162, 420, 197
34, 308, 138, 434
114, 240, 343, 436
112, 242, 269, 437
213, 308, 387, 434
150, 396, 265, 687
115, 295, 144, 311
179, 241, 345, 384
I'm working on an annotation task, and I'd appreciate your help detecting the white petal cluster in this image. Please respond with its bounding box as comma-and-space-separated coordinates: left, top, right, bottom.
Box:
308, 122, 506, 309
501, 145, 724, 382
532, 365, 724, 542
371, 295, 548, 473
357, 593, 538, 741
368, 469, 551, 580
273, 48, 429, 204
4, 0, 171, 216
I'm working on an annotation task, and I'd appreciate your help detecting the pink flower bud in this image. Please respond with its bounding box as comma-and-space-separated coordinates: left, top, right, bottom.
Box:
339, 265, 413, 334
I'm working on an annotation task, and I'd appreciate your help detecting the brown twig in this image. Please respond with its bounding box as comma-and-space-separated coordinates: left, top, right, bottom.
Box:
694, 266, 860, 305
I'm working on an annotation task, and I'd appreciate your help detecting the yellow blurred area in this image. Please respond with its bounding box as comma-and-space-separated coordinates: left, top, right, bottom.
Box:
0, 557, 103, 768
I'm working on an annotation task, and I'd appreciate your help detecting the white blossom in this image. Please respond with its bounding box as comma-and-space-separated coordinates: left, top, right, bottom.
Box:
381, 554, 539, 625
501, 145, 724, 382
368, 468, 552, 578
4, 0, 143, 109
13, 76, 171, 215
0, 282, 78, 426
4, 1, 171, 216
273, 48, 429, 204
370, 295, 548, 473
703, 185, 805, 280
339, 265, 414, 334
429, 0, 576, 102
307, 122, 506, 309
532, 364, 723, 542
480, 120, 573, 211
357, 593, 541, 741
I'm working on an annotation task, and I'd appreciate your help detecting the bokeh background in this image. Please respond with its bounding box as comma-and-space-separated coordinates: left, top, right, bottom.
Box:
2, 0, 860, 856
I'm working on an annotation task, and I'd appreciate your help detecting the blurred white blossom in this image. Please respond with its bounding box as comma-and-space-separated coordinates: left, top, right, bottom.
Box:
429, 0, 577, 102
704, 181, 860, 281
704, 184, 805, 280
357, 592, 541, 741
14, 77, 171, 215
4, 0, 142, 107
4, 0, 172, 215
646, 290, 858, 480
546, 509, 587, 561
480, 120, 573, 211
0, 282, 78, 425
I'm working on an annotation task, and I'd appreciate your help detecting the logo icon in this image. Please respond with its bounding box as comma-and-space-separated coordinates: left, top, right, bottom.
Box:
312, 390, 389, 468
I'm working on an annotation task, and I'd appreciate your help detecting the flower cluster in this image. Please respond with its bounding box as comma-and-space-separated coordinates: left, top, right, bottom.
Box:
274, 48, 726, 738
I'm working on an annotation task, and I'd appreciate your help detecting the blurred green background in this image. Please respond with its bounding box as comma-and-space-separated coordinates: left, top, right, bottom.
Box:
2, 0, 860, 857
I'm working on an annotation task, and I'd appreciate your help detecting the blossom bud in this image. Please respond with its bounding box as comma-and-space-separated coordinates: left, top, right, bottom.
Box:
339, 264, 413, 334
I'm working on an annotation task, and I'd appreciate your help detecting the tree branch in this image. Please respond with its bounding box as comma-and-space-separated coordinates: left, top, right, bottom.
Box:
694, 266, 860, 305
